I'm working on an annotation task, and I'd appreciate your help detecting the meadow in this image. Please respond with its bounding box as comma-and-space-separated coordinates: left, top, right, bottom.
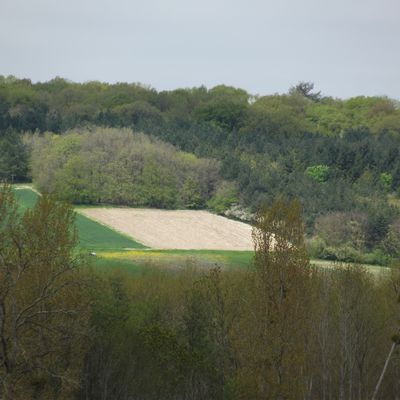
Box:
14, 187, 145, 251
14, 186, 390, 275
13, 187, 256, 272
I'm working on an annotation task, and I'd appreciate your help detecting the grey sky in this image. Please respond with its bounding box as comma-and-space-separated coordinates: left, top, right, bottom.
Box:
1, 0, 399, 99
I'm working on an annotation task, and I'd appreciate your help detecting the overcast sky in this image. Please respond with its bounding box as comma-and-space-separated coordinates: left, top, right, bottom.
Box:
1, 0, 399, 99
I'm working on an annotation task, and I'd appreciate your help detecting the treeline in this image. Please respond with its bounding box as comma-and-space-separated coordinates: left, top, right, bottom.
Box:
1, 76, 399, 137
80, 262, 399, 400
28, 127, 222, 209
1, 188, 400, 399
2, 76, 400, 262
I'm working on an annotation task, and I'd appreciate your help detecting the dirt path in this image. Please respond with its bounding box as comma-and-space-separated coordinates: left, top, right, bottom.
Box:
80, 208, 254, 250
14, 184, 41, 195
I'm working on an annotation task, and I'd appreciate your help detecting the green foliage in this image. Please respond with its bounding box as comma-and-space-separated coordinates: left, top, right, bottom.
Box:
30, 128, 222, 209
380, 172, 393, 191
3, 77, 400, 260
366, 207, 392, 249
382, 219, 400, 258
0, 130, 28, 181
5, 181, 400, 398
307, 101, 351, 135
306, 164, 330, 182
0, 185, 90, 398
207, 181, 238, 213
195, 100, 247, 130
308, 240, 389, 265
311, 207, 398, 265
77, 262, 400, 399
237, 199, 313, 398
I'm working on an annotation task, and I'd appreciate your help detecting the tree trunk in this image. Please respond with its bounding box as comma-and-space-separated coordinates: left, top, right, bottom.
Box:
371, 341, 397, 400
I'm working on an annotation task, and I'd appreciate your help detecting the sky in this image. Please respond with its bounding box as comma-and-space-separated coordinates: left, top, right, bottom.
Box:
1, 0, 399, 99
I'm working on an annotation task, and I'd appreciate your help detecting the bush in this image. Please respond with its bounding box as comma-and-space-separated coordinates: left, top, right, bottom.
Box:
305, 165, 330, 183
307, 237, 390, 265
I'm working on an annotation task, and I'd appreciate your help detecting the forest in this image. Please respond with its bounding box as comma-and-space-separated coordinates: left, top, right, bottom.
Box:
1, 76, 400, 264
1, 77, 400, 398
27, 128, 221, 209
1, 186, 400, 400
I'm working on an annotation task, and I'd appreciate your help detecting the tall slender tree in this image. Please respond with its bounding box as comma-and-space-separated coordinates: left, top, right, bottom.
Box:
0, 185, 89, 399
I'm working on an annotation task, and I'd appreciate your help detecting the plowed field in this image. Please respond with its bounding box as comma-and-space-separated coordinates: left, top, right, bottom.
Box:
80, 208, 253, 250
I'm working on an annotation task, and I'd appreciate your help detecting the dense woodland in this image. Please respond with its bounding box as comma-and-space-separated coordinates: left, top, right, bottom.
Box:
28, 128, 221, 209
1, 76, 400, 263
1, 187, 400, 400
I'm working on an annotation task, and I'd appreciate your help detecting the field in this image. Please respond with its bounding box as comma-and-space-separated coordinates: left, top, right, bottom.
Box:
14, 188, 145, 251
80, 207, 253, 250
13, 186, 389, 275
98, 249, 254, 269
13, 187, 255, 272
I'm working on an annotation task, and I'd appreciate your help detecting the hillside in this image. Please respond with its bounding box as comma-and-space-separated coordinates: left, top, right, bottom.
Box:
2, 77, 400, 264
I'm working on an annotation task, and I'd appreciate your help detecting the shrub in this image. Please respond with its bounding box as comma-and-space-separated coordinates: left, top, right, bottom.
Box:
305, 165, 330, 183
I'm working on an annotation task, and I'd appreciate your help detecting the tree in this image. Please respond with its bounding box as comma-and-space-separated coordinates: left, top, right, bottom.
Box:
0, 131, 28, 182
383, 218, 400, 258
234, 198, 313, 399
0, 185, 89, 399
29, 128, 221, 209
289, 81, 321, 102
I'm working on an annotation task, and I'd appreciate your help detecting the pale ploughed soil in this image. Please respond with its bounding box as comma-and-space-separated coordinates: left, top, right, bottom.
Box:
79, 208, 253, 250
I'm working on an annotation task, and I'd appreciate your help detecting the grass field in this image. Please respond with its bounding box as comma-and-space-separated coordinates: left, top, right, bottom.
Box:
14, 188, 146, 251
96, 249, 391, 275
12, 186, 389, 275
14, 187, 38, 211
13, 187, 253, 272
98, 249, 255, 270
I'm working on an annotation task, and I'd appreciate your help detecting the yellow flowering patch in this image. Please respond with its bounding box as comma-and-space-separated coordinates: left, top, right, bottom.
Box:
97, 250, 230, 269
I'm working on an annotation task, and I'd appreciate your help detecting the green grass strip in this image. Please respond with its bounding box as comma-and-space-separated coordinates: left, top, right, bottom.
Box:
13, 187, 145, 251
